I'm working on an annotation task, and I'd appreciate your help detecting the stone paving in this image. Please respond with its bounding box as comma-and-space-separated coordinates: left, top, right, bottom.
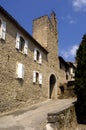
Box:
0, 98, 83, 130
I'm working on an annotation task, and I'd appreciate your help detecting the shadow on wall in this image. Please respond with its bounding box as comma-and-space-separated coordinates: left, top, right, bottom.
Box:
58, 81, 76, 99
17, 79, 24, 87
59, 85, 64, 94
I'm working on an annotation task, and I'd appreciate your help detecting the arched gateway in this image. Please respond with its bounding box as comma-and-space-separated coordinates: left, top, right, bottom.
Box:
49, 74, 57, 99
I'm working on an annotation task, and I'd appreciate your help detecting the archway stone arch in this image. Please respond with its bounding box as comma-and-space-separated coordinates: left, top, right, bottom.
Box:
48, 73, 58, 99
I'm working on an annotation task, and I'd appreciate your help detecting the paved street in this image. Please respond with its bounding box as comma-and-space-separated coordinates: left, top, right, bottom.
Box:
0, 98, 76, 130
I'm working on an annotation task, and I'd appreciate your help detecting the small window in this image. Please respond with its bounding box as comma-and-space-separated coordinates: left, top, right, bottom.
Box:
0, 19, 6, 40
34, 48, 42, 64
16, 63, 24, 79
20, 36, 25, 52
66, 71, 69, 80
37, 50, 40, 61
33, 71, 42, 84
36, 72, 39, 83
16, 33, 28, 55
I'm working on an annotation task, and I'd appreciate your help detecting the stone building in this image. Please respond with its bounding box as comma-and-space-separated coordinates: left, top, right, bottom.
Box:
59, 56, 75, 84
0, 6, 75, 111
0, 6, 60, 111
58, 56, 76, 96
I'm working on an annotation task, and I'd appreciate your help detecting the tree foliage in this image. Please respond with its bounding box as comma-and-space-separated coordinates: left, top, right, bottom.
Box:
75, 34, 86, 115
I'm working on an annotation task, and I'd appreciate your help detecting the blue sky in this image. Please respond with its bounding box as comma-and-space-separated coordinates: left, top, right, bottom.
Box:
0, 0, 86, 62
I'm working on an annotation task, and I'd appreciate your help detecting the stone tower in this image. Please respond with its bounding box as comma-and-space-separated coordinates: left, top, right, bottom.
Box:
33, 11, 59, 71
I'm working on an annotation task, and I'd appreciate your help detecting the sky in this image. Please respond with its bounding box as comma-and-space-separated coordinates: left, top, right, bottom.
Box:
0, 0, 86, 62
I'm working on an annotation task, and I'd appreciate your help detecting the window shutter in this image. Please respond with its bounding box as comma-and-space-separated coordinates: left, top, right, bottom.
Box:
16, 63, 24, 79
1, 21, 6, 40
16, 33, 20, 49
39, 73, 42, 84
22, 64, 24, 79
33, 71, 36, 83
0, 19, 2, 39
70, 68, 73, 74
24, 40, 28, 55
39, 53, 42, 64
34, 48, 37, 61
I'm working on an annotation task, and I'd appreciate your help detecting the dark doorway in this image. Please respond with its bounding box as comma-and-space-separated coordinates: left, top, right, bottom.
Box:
49, 74, 56, 99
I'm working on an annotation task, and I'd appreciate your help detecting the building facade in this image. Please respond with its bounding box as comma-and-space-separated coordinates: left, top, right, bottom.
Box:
0, 6, 60, 111
59, 56, 75, 84
0, 6, 75, 111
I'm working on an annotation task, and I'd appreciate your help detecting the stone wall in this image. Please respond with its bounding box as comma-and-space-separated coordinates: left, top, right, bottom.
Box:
33, 12, 60, 99
33, 12, 59, 73
0, 8, 59, 112
45, 103, 78, 130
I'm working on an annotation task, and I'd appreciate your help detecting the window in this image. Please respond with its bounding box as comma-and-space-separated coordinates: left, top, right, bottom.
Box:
16, 33, 28, 55
37, 50, 40, 61
33, 71, 42, 84
66, 72, 69, 80
36, 72, 39, 83
16, 63, 24, 79
20, 36, 25, 52
34, 48, 42, 64
0, 19, 6, 40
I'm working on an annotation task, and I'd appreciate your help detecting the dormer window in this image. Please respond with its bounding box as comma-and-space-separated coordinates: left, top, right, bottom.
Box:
0, 19, 6, 40
16, 33, 28, 55
34, 48, 42, 64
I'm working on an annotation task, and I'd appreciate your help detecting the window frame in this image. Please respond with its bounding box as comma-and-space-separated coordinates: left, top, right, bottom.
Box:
34, 48, 42, 64
19, 36, 25, 52
33, 71, 42, 85
16, 32, 28, 55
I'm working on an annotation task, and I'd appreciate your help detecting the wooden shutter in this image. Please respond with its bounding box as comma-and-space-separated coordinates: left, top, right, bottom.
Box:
33, 71, 36, 83
34, 48, 37, 61
39, 53, 42, 64
16, 63, 24, 79
22, 64, 24, 79
0, 19, 2, 39
70, 68, 73, 74
1, 21, 6, 40
24, 40, 28, 55
16, 33, 20, 49
39, 73, 42, 84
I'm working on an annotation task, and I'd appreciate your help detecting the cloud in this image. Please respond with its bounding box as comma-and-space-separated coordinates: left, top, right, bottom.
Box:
69, 20, 76, 24
61, 16, 65, 20
60, 45, 79, 61
61, 15, 76, 24
67, 15, 76, 24
72, 0, 86, 11
70, 45, 78, 56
